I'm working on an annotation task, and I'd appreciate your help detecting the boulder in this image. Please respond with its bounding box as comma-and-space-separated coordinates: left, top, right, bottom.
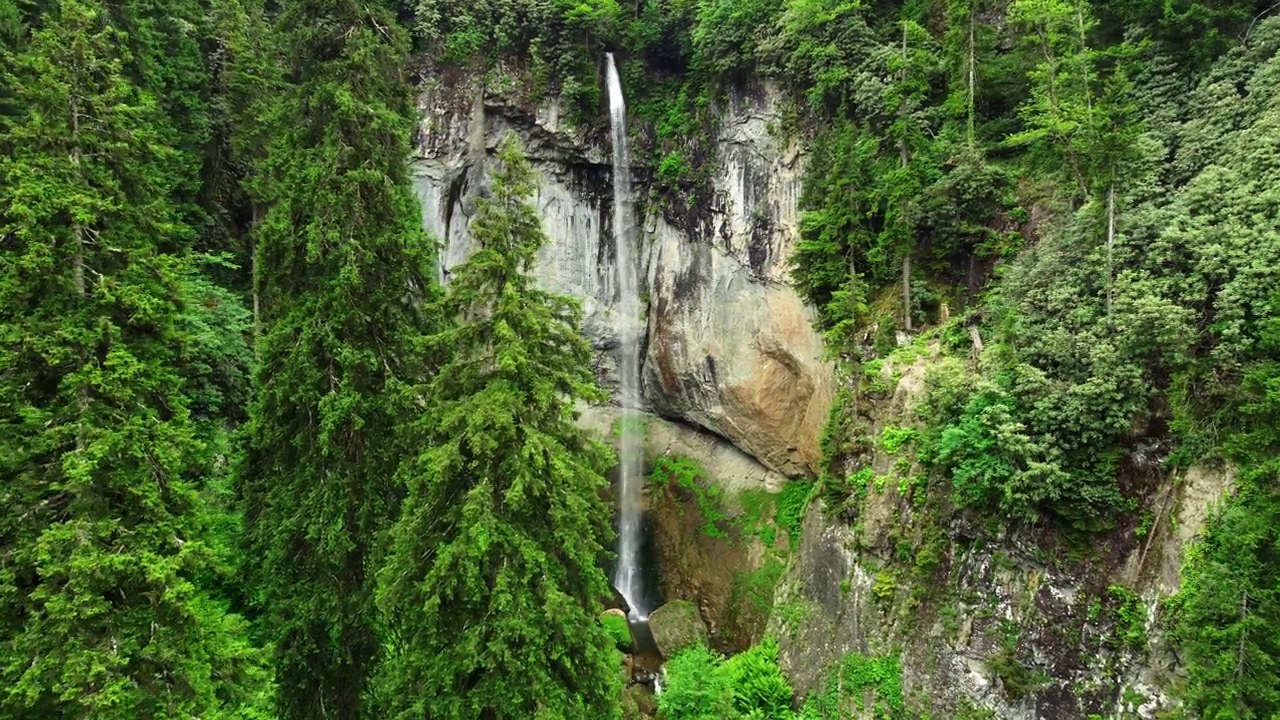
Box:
647, 600, 708, 658
621, 684, 657, 719
600, 608, 633, 651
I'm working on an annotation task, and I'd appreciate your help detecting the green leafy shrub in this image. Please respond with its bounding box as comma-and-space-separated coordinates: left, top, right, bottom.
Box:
802, 652, 905, 718
600, 612, 632, 651
660, 639, 802, 720
1107, 585, 1147, 652
657, 150, 690, 186
775, 481, 813, 550
658, 646, 736, 720
879, 425, 918, 455
721, 639, 795, 719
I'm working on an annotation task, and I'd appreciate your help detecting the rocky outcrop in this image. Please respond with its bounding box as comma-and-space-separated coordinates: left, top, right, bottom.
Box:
578, 406, 787, 495
769, 349, 1236, 720
581, 404, 793, 652
411, 66, 833, 477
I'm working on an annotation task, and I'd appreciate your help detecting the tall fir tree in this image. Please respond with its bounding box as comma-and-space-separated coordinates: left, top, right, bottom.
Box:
376, 136, 621, 720
109, 0, 214, 238
236, 0, 435, 717
0, 1, 268, 717
204, 0, 282, 304
880, 18, 937, 331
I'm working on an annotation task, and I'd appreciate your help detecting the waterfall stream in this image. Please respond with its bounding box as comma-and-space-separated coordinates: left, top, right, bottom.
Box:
605, 53, 647, 621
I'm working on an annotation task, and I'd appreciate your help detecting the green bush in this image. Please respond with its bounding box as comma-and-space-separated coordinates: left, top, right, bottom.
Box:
1107, 585, 1147, 652
659, 640, 802, 720
775, 481, 812, 550
721, 639, 795, 719
879, 425, 918, 455
802, 652, 905, 718
658, 646, 736, 720
656, 151, 690, 186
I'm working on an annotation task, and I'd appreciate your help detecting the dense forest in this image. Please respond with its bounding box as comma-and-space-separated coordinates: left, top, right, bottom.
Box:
1, 0, 1278, 719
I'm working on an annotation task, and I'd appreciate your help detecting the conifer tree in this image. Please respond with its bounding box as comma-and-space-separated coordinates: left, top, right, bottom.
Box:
206, 0, 283, 317
376, 136, 621, 720
0, 0, 20, 47
881, 18, 936, 332
109, 0, 215, 237
1008, 0, 1099, 198
237, 0, 435, 717
0, 1, 268, 716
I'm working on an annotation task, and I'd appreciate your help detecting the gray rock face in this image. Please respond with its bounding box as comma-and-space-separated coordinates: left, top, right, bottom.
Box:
411, 70, 833, 477
647, 600, 709, 658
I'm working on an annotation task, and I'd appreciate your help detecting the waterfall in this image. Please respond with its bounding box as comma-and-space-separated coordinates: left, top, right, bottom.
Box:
605, 53, 646, 621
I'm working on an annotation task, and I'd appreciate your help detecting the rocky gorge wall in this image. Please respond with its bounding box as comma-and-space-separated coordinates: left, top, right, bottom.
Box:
767, 346, 1235, 719
411, 66, 833, 479
410, 65, 1234, 719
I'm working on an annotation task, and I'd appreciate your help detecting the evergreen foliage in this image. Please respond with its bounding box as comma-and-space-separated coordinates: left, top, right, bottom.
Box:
1162, 32, 1280, 708
0, 1, 268, 716
374, 137, 620, 720
412, 0, 620, 117
203, 0, 284, 292
236, 0, 434, 717
658, 645, 738, 720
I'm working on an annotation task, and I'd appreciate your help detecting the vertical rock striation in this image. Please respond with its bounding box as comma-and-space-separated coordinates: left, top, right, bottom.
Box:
410, 68, 833, 478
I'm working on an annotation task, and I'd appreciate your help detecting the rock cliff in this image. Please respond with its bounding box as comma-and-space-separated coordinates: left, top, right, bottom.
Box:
410, 68, 833, 479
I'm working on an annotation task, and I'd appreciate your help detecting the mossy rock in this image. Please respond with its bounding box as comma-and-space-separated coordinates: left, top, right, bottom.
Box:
648, 600, 708, 658
621, 684, 657, 719
600, 609, 633, 651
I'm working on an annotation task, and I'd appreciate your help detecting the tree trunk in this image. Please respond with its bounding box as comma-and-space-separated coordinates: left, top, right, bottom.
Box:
900, 21, 913, 333
251, 202, 261, 329
1235, 590, 1249, 686
70, 84, 89, 452
968, 2, 977, 142
968, 325, 984, 358
902, 254, 912, 332
70, 95, 85, 299
1106, 180, 1115, 320
1076, 0, 1092, 113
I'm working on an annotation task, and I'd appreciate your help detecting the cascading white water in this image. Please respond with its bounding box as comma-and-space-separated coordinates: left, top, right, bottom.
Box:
605, 53, 646, 621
